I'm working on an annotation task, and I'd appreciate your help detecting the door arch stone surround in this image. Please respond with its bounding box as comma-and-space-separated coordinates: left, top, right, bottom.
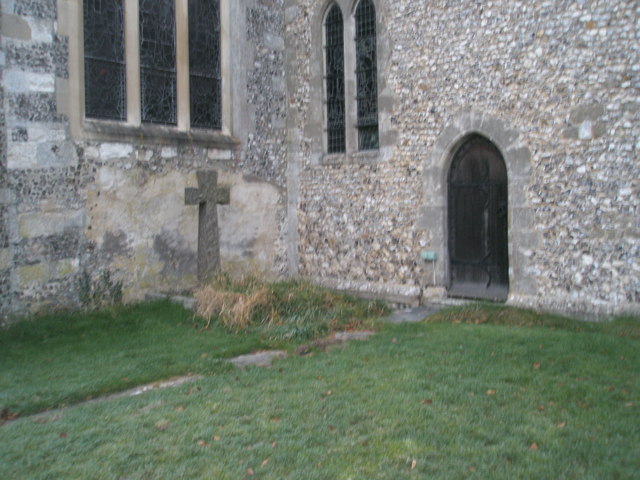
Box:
421, 109, 538, 301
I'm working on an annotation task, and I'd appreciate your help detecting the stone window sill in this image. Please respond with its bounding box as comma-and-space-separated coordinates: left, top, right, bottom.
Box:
80, 120, 240, 149
320, 150, 380, 166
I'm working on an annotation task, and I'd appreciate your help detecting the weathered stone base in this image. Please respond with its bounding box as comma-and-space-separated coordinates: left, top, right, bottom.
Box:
310, 276, 422, 307
509, 294, 640, 321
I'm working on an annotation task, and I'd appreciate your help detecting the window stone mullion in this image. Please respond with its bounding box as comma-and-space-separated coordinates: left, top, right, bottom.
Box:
343, 10, 357, 155
125, 0, 141, 126
175, 0, 190, 130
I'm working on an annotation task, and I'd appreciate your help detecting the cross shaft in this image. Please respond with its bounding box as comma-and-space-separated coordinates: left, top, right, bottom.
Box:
185, 170, 230, 283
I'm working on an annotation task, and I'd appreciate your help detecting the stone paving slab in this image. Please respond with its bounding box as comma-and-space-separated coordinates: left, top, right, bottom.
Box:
106, 374, 203, 399
386, 305, 444, 323
24, 374, 203, 425
333, 331, 376, 341
228, 350, 288, 368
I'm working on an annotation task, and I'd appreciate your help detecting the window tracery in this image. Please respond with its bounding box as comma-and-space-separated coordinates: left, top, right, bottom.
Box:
139, 0, 177, 125
82, 0, 223, 132
189, 0, 222, 130
83, 0, 126, 121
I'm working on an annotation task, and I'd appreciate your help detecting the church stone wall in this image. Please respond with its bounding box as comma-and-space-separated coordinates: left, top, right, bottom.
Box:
241, 0, 290, 276
1, 0, 638, 320
285, 0, 639, 316
0, 0, 289, 322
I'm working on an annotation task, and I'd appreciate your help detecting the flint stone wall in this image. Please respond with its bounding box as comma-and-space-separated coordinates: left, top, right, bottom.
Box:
285, 0, 639, 316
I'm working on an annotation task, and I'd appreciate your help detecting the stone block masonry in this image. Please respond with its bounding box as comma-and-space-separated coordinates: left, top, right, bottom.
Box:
0, 0, 289, 322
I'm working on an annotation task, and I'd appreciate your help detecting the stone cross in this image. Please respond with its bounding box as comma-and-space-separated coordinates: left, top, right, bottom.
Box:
185, 170, 230, 283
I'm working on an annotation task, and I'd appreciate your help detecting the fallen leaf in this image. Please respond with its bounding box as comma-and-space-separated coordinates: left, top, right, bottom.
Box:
1, 409, 20, 421
533, 362, 541, 370
271, 416, 281, 423
197, 440, 209, 447
200, 353, 208, 358
625, 402, 633, 408
486, 389, 496, 396
176, 406, 185, 412
326, 390, 332, 396
213, 435, 221, 441
529, 443, 538, 451
556, 422, 567, 428
537, 405, 545, 411
468, 466, 477, 472
247, 468, 254, 475
155, 420, 170, 431
59, 432, 67, 439
410, 459, 417, 471
271, 442, 277, 448
261, 458, 270, 468
391, 338, 398, 343
421, 399, 433, 405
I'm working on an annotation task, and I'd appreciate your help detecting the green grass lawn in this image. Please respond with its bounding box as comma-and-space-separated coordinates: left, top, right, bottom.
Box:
0, 281, 385, 418
1, 299, 638, 479
0, 300, 270, 417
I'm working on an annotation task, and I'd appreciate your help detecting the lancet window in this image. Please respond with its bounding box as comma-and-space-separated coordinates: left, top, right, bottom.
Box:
354, 0, 379, 150
324, 4, 346, 153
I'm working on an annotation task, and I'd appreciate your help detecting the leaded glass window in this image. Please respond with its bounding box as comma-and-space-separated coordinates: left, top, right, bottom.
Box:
324, 4, 345, 154
140, 0, 177, 125
83, 0, 126, 121
189, 0, 222, 130
355, 0, 379, 150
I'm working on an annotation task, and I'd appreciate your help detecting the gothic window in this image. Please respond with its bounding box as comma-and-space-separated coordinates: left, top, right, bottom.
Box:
82, 0, 223, 131
83, 0, 126, 121
139, 0, 177, 125
324, 4, 346, 154
189, 0, 222, 130
354, 0, 379, 151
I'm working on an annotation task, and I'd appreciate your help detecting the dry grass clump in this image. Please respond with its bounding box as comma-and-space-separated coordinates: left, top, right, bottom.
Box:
194, 285, 271, 330
192, 275, 390, 340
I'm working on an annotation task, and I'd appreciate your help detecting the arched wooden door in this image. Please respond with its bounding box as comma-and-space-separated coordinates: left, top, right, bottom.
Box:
448, 135, 509, 301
